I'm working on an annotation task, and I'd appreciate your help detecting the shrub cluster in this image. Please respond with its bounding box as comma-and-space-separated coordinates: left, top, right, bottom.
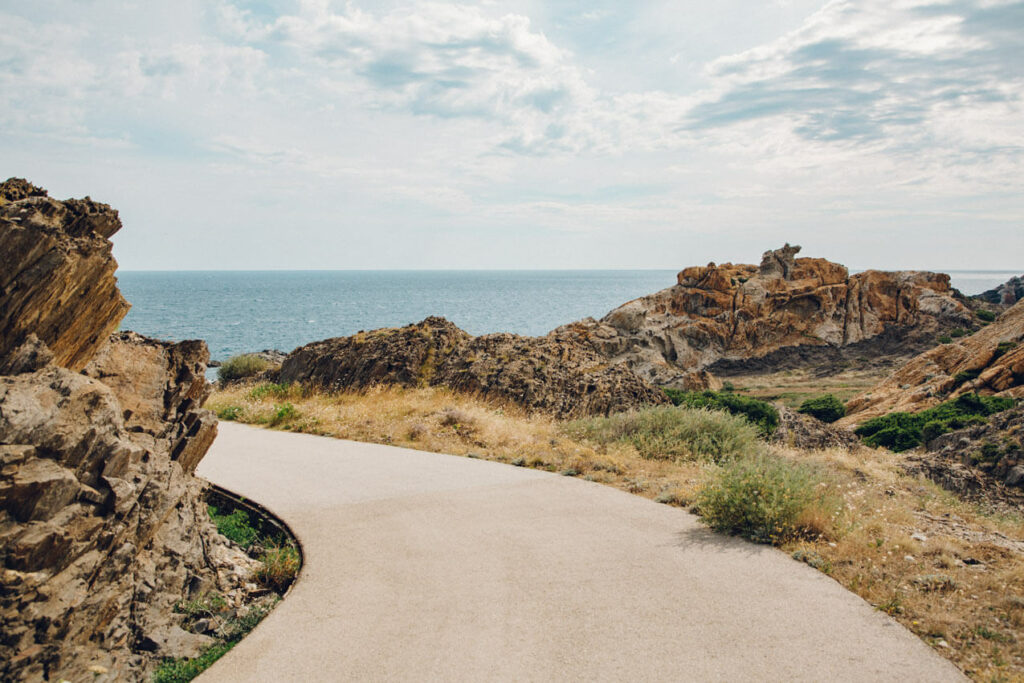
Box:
663, 389, 779, 436
565, 405, 761, 462
207, 506, 259, 549
976, 309, 997, 322
217, 354, 270, 383
855, 393, 1015, 452
797, 395, 846, 423
697, 454, 835, 544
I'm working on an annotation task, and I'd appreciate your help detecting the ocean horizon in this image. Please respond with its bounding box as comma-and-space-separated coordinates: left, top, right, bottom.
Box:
118, 269, 1021, 365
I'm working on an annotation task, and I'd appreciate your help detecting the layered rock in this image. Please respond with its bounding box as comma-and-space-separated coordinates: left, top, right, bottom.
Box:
977, 275, 1024, 307
840, 300, 1024, 425
0, 178, 130, 371
0, 181, 241, 682
556, 245, 973, 386
279, 317, 668, 418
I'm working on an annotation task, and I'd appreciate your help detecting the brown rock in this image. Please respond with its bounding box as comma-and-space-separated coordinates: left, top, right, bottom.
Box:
279, 316, 668, 418
840, 300, 1024, 425
557, 245, 973, 386
0, 178, 130, 371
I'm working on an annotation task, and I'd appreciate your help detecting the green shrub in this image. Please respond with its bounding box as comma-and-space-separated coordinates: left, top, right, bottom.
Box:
208, 506, 258, 549
856, 393, 1015, 452
248, 382, 291, 400
937, 335, 953, 345
565, 405, 761, 462
949, 328, 968, 338
993, 341, 1017, 361
268, 402, 298, 426
216, 405, 243, 421
950, 369, 980, 389
976, 309, 996, 322
797, 395, 846, 423
663, 389, 779, 436
153, 642, 235, 683
697, 454, 834, 545
217, 355, 270, 383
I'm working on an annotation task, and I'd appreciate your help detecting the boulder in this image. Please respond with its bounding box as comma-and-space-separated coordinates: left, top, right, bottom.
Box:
977, 275, 1024, 307
554, 245, 973, 386
0, 178, 130, 371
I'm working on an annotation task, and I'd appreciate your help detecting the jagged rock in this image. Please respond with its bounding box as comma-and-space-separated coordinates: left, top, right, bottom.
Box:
553, 246, 972, 386
279, 316, 668, 418
0, 179, 245, 682
770, 407, 860, 451
977, 275, 1024, 307
841, 300, 1024, 424
0, 178, 130, 371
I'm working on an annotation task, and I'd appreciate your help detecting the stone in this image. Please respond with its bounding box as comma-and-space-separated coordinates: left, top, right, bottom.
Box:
977, 274, 1024, 307
0, 178, 130, 371
0, 334, 54, 375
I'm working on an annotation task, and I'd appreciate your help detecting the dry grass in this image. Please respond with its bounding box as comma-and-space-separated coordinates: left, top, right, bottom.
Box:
207, 382, 1024, 680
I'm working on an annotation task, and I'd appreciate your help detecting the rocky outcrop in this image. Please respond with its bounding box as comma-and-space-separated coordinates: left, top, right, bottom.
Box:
0, 181, 244, 682
977, 275, 1024, 307
841, 300, 1024, 425
904, 406, 1024, 509
0, 178, 130, 371
279, 317, 668, 418
555, 245, 973, 386
771, 407, 859, 451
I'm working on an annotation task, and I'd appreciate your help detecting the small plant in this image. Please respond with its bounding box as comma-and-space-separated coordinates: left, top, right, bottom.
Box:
792, 549, 831, 573
949, 328, 968, 338
216, 405, 243, 421
937, 335, 953, 344
663, 389, 779, 436
153, 642, 235, 683
268, 402, 298, 426
992, 341, 1017, 361
696, 453, 835, 545
256, 541, 301, 593
976, 309, 997, 322
797, 395, 846, 423
565, 405, 761, 462
208, 506, 259, 549
950, 369, 981, 389
248, 382, 291, 400
217, 355, 270, 383
912, 574, 957, 592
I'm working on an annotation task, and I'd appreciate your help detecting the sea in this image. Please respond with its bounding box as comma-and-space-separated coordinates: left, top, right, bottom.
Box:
118, 270, 1020, 367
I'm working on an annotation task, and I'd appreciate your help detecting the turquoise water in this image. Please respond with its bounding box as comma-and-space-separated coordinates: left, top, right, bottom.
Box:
117, 269, 1019, 363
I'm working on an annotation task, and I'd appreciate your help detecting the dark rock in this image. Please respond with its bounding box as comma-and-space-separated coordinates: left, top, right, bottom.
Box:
977, 275, 1024, 307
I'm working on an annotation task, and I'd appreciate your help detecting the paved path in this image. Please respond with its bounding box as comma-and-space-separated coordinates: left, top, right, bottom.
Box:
197, 422, 963, 682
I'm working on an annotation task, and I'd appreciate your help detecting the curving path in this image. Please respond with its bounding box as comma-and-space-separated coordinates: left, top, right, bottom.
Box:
197, 422, 963, 682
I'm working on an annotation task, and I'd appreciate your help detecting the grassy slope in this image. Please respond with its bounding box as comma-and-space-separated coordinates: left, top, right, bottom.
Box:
208, 383, 1024, 680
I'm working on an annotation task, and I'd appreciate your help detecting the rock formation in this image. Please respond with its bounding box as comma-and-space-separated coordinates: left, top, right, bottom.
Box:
555, 244, 974, 386
977, 275, 1024, 307
840, 300, 1024, 425
278, 317, 668, 418
0, 179, 247, 682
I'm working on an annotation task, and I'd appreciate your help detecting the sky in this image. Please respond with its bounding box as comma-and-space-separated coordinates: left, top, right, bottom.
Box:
1, 0, 1022, 271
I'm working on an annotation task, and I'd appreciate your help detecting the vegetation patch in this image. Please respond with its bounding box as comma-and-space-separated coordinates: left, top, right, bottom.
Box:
696, 453, 837, 545
565, 405, 762, 462
208, 506, 258, 550
976, 310, 997, 323
855, 394, 1016, 452
797, 394, 846, 423
217, 355, 270, 383
255, 541, 302, 593
663, 389, 780, 436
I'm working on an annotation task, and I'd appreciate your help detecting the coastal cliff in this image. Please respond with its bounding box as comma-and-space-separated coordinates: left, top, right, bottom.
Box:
0, 179, 249, 681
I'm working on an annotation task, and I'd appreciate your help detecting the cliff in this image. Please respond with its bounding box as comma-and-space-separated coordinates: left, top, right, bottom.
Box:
0, 179, 247, 682
840, 299, 1024, 425
278, 317, 669, 418
556, 245, 973, 386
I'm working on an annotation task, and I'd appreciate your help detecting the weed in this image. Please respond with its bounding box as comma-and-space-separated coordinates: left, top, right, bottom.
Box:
153, 642, 235, 683
268, 402, 298, 426
697, 453, 837, 545
792, 549, 831, 573
207, 506, 258, 550
256, 541, 301, 593
248, 383, 291, 400
912, 574, 958, 592
217, 355, 270, 384
216, 405, 243, 421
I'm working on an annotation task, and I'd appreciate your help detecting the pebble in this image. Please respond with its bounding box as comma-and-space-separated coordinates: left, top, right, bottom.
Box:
937, 640, 949, 648
904, 555, 916, 562
911, 533, 927, 542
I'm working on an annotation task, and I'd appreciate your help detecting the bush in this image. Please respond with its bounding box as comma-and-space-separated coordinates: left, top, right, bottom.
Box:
798, 395, 846, 423
268, 402, 298, 426
216, 405, 243, 421
565, 405, 761, 462
208, 506, 258, 549
976, 309, 996, 322
993, 341, 1017, 361
697, 454, 835, 545
663, 389, 779, 436
949, 328, 968, 338
950, 369, 980, 389
218, 355, 270, 383
248, 382, 291, 400
856, 393, 1015, 451
937, 335, 953, 345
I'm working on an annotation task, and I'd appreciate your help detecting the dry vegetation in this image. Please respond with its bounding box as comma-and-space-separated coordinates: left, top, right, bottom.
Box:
208, 382, 1024, 680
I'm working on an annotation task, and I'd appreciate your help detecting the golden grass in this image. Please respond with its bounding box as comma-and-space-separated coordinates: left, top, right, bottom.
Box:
207, 382, 1024, 680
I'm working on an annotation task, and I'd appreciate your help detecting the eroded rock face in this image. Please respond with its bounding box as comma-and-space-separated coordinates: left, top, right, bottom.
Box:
279, 316, 668, 418
0, 180, 239, 682
0, 178, 130, 371
840, 300, 1024, 425
555, 245, 973, 386
977, 275, 1024, 307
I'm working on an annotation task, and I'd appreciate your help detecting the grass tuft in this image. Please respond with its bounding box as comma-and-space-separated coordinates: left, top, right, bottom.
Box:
217, 355, 270, 383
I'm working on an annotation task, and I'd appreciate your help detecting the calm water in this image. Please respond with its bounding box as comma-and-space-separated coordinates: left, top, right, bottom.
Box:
118, 269, 1020, 363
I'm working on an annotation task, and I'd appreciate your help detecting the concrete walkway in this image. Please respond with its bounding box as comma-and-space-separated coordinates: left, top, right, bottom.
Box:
197, 422, 963, 682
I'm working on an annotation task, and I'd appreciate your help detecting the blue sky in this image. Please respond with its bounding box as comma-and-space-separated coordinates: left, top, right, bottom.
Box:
2, 0, 1022, 270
